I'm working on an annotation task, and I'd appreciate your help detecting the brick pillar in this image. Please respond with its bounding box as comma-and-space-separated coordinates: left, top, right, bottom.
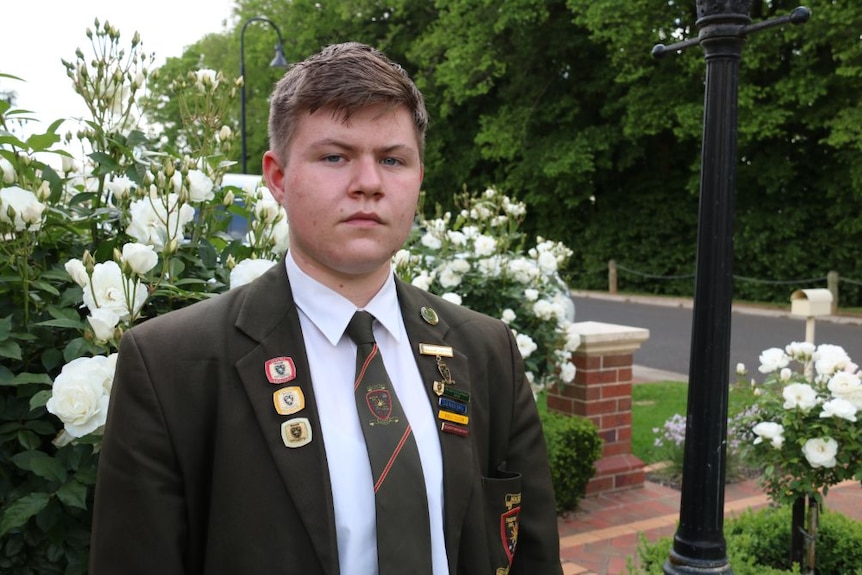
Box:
547, 321, 649, 495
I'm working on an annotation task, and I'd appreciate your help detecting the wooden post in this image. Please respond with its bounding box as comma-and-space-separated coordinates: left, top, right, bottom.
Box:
827, 270, 839, 314
608, 260, 618, 294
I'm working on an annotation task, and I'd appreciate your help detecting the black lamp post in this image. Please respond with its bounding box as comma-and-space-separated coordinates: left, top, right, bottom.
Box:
239, 16, 288, 174
652, 3, 810, 574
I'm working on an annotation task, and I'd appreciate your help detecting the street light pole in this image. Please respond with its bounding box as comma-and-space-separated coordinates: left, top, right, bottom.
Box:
239, 16, 288, 174
653, 3, 810, 574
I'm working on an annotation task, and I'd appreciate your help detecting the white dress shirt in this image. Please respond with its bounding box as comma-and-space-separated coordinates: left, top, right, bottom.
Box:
286, 253, 448, 575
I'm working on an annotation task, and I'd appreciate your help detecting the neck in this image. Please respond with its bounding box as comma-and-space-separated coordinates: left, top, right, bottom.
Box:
288, 252, 389, 308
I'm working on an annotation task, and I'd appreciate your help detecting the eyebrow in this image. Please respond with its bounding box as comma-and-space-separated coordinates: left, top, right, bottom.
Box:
310, 138, 417, 156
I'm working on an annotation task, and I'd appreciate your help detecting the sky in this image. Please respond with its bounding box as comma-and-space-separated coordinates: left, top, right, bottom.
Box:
0, 0, 236, 138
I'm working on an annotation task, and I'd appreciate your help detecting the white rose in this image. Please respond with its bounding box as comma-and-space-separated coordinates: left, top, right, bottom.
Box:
524, 288, 539, 302
786, 341, 815, 362
229, 258, 277, 289
246, 217, 290, 255
87, 308, 120, 342
735, 363, 747, 376
411, 271, 432, 291
438, 266, 462, 289
83, 261, 147, 320
420, 233, 442, 250
819, 398, 857, 422
172, 169, 215, 203
559, 361, 576, 383
46, 355, 116, 438
752, 421, 785, 449
121, 242, 159, 275
0, 186, 46, 231
441, 292, 462, 306
446, 231, 466, 246
127, 192, 195, 251
782, 382, 819, 412
537, 251, 558, 274
64, 258, 90, 287
501, 309, 517, 324
826, 371, 862, 404
515, 332, 537, 359
564, 324, 581, 352
814, 344, 851, 376
105, 175, 134, 200
476, 257, 502, 278
0, 157, 15, 183
758, 347, 789, 374
392, 249, 411, 268
801, 437, 838, 468
473, 234, 496, 257
779, 368, 792, 382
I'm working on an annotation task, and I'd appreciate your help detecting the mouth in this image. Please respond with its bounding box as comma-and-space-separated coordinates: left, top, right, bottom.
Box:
344, 211, 383, 226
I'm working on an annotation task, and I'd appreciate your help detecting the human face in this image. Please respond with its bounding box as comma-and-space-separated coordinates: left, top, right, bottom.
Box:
263, 104, 423, 294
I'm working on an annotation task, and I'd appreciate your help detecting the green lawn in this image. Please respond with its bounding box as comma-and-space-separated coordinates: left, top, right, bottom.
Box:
631, 381, 688, 464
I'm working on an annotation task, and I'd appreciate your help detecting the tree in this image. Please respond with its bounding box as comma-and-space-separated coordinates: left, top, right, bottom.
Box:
144, 0, 862, 305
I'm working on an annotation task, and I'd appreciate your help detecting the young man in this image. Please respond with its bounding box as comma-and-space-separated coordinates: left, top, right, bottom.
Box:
90, 42, 562, 575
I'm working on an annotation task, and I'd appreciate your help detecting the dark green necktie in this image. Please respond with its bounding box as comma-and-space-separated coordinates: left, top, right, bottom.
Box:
346, 311, 433, 575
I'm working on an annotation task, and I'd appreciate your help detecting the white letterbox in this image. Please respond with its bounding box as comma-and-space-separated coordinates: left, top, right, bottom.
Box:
790, 289, 833, 317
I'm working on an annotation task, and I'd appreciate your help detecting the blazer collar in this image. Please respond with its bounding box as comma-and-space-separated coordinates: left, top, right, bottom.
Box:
396, 279, 476, 572
234, 263, 340, 574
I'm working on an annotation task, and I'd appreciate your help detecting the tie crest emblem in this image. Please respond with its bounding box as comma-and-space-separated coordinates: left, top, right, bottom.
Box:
365, 384, 398, 425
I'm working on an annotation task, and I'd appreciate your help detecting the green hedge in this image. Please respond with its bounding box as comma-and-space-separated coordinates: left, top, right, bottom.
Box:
540, 406, 602, 513
636, 505, 862, 575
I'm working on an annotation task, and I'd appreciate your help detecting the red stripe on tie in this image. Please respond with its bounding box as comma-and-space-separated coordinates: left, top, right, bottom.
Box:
374, 425, 412, 493
354, 344, 379, 391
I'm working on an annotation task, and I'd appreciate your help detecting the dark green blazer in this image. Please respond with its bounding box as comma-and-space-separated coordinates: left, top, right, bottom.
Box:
90, 262, 562, 575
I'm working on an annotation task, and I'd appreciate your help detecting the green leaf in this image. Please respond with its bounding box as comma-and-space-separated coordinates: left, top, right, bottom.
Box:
29, 390, 53, 411
88, 151, 120, 173
7, 372, 53, 386
11, 450, 68, 482
0, 314, 11, 339
0, 493, 51, 537
0, 340, 22, 360
31, 280, 60, 297
17, 429, 41, 450
0, 364, 13, 385
34, 318, 84, 329
26, 130, 61, 152
63, 337, 91, 362
56, 479, 89, 510
0, 134, 29, 149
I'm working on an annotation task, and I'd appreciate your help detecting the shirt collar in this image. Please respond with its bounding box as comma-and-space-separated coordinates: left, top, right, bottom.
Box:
286, 251, 403, 346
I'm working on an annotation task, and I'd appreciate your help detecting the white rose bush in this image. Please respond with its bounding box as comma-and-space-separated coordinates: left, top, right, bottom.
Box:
396, 187, 580, 395
742, 341, 862, 506
0, 22, 288, 573
739, 342, 862, 571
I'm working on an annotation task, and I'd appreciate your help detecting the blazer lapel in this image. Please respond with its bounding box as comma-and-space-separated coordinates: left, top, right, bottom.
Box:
234, 264, 339, 574
396, 280, 476, 569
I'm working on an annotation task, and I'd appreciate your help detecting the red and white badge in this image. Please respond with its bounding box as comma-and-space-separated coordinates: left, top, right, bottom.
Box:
265, 356, 296, 384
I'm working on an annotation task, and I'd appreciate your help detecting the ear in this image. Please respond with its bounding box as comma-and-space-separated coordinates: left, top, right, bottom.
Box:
262, 151, 286, 204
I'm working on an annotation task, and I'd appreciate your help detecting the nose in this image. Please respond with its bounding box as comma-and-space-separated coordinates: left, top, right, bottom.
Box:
349, 156, 383, 196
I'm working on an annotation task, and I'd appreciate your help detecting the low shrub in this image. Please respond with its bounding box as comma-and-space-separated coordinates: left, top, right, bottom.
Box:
540, 407, 602, 513
634, 505, 862, 575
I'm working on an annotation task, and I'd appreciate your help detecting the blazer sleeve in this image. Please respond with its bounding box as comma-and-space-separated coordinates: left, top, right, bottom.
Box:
495, 324, 563, 575
89, 330, 189, 574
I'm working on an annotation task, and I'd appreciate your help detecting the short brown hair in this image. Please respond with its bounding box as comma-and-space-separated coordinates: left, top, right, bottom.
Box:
267, 42, 428, 161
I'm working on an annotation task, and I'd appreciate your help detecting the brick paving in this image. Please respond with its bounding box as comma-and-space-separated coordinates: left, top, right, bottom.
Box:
556, 463, 862, 574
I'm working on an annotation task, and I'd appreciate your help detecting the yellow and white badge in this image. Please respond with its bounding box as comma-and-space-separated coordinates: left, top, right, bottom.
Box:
273, 386, 305, 416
